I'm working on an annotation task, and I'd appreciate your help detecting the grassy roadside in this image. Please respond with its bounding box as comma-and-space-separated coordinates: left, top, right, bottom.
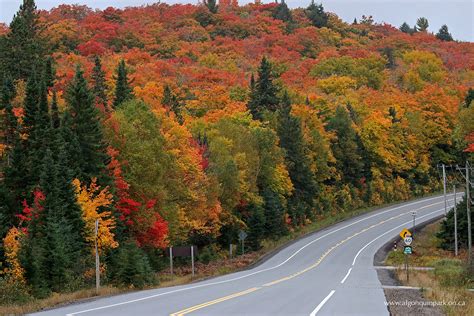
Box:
385, 220, 474, 316
0, 193, 441, 315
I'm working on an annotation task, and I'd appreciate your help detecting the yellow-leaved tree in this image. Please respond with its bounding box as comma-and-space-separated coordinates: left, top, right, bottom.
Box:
2, 227, 25, 282
73, 178, 118, 254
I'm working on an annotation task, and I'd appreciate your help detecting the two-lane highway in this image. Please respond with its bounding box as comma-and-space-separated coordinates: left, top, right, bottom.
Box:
34, 194, 456, 316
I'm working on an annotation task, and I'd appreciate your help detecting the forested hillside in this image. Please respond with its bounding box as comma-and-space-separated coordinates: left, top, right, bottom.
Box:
0, 0, 473, 300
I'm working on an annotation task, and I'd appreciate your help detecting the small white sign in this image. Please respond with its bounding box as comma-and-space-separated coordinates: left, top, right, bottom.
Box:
404, 236, 413, 245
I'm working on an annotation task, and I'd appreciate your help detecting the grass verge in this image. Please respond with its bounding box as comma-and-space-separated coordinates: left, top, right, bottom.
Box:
386, 220, 474, 316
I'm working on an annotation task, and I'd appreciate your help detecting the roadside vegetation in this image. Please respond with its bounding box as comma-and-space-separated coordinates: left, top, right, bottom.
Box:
386, 220, 473, 316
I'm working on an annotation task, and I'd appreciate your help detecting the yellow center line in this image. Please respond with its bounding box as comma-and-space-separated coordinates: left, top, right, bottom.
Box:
169, 287, 261, 316
168, 208, 430, 315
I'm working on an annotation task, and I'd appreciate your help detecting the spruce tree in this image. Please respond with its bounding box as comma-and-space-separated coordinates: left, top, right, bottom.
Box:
326, 105, 365, 185
0, 75, 17, 155
113, 59, 133, 108
162, 84, 183, 124
261, 187, 287, 238
306, 1, 328, 28
23, 71, 40, 132
436, 25, 453, 41
277, 92, 317, 224
247, 57, 280, 120
465, 88, 474, 107
399, 22, 414, 34
204, 0, 218, 14
246, 202, 266, 250
273, 0, 292, 23
43, 57, 55, 88
50, 91, 60, 129
1, 0, 44, 80
92, 56, 108, 110
66, 65, 110, 184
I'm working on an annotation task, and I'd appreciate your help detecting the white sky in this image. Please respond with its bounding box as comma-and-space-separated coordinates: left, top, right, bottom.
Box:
0, 0, 472, 42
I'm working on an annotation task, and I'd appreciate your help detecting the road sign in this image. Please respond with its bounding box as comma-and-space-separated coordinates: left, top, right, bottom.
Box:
399, 228, 411, 239
404, 246, 412, 255
404, 236, 413, 245
238, 230, 248, 241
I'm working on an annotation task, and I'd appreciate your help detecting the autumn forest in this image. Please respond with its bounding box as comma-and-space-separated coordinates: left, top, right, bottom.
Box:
0, 0, 473, 303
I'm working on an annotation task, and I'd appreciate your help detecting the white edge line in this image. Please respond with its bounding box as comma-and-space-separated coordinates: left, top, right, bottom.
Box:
65, 195, 455, 315
351, 206, 448, 266
340, 267, 352, 284
310, 290, 336, 316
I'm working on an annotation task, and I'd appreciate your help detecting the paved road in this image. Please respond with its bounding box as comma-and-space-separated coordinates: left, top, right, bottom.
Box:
34, 194, 457, 316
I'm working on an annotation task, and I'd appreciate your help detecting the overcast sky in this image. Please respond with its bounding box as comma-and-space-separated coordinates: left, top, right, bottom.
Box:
0, 0, 472, 41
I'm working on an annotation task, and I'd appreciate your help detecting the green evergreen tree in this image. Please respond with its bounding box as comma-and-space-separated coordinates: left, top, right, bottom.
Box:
465, 88, 474, 107
246, 202, 266, 250
273, 0, 292, 23
0, 75, 17, 156
438, 196, 473, 250
416, 17, 429, 32
113, 59, 133, 108
50, 91, 60, 129
92, 56, 108, 110
1, 0, 45, 80
326, 105, 365, 185
399, 22, 414, 34
43, 57, 55, 88
247, 57, 280, 120
22, 71, 40, 132
261, 187, 287, 238
204, 0, 218, 14
277, 92, 317, 224
306, 1, 328, 28
66, 66, 110, 184
436, 25, 453, 41
162, 84, 183, 124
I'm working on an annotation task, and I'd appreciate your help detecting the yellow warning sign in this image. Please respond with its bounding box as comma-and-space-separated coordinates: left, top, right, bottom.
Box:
399, 228, 411, 239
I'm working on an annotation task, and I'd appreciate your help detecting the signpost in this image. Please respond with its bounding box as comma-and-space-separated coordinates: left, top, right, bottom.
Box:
400, 228, 413, 282
95, 219, 100, 295
167, 246, 198, 278
238, 230, 248, 255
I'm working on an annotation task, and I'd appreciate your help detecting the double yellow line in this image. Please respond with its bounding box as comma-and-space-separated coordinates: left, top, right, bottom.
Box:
170, 287, 260, 316
169, 204, 442, 316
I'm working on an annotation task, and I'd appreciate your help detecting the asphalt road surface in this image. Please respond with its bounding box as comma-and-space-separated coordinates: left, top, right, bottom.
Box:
34, 194, 457, 316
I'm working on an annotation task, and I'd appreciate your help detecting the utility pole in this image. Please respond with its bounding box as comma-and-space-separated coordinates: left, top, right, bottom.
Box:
443, 164, 447, 216
466, 161, 472, 267
95, 219, 100, 295
454, 185, 458, 257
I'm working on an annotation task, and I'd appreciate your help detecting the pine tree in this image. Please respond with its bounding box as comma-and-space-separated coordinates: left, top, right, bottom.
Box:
22, 71, 40, 132
326, 105, 365, 185
246, 202, 266, 250
436, 25, 453, 41
0, 75, 17, 156
277, 92, 317, 224
273, 0, 292, 23
399, 22, 414, 34
204, 0, 218, 14
1, 0, 45, 80
50, 91, 60, 129
247, 57, 280, 120
66, 66, 110, 184
92, 56, 108, 110
465, 88, 474, 107
162, 84, 183, 124
306, 1, 328, 28
416, 17, 429, 32
261, 187, 287, 238
113, 60, 133, 108
43, 57, 55, 88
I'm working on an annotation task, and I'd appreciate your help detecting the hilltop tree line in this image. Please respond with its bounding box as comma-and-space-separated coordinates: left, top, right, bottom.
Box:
0, 0, 473, 302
